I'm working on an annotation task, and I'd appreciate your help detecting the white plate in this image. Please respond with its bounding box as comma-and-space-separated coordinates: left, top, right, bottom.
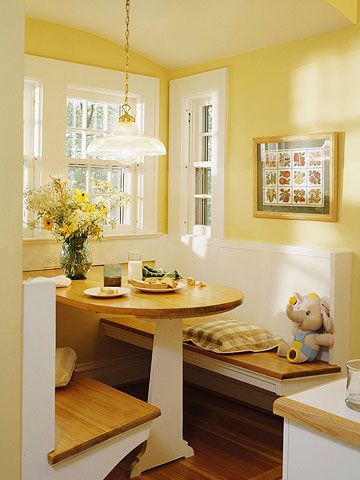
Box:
84, 287, 130, 298
131, 282, 185, 293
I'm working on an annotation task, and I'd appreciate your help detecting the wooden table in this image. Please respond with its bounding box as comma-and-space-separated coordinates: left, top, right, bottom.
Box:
24, 267, 244, 477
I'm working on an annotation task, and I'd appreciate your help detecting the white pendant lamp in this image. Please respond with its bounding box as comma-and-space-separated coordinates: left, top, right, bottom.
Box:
87, 0, 166, 161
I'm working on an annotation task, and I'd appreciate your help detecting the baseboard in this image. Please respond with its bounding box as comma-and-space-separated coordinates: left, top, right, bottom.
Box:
76, 350, 277, 411
75, 351, 151, 386
184, 364, 278, 411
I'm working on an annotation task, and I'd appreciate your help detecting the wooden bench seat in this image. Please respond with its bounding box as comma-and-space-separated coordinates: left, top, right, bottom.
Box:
100, 315, 341, 397
49, 372, 160, 465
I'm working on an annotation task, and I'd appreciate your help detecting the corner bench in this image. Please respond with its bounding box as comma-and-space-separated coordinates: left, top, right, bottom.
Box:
100, 315, 341, 397
22, 282, 160, 480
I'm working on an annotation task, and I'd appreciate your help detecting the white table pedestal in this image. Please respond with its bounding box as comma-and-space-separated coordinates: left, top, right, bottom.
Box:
130, 318, 194, 478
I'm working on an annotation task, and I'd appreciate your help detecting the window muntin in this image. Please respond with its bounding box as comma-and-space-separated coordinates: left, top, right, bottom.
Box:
68, 163, 132, 227
66, 97, 135, 160
188, 98, 213, 236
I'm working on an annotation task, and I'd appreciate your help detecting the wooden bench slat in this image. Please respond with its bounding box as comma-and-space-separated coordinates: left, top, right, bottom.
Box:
48, 373, 160, 465
100, 316, 341, 381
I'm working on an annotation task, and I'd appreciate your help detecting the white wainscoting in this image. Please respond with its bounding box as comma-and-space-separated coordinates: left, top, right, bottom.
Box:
23, 234, 164, 271
157, 236, 351, 368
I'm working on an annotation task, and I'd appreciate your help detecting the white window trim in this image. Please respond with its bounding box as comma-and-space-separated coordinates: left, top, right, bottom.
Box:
24, 55, 160, 240
169, 68, 228, 242
23, 78, 43, 237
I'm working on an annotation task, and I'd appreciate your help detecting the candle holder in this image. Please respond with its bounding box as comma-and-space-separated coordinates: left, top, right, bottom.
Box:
128, 250, 143, 281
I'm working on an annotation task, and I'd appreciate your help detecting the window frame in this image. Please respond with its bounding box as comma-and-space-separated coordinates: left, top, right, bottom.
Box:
169, 68, 228, 241
23, 77, 43, 236
24, 55, 161, 239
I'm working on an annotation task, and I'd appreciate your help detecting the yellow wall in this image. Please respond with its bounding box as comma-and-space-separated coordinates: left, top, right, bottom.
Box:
171, 23, 360, 357
25, 17, 360, 358
0, 2, 24, 479
25, 17, 169, 233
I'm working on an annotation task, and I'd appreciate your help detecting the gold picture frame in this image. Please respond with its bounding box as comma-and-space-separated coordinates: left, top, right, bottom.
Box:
253, 132, 338, 221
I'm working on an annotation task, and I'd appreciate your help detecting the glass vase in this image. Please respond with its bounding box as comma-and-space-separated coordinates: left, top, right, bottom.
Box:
59, 235, 92, 280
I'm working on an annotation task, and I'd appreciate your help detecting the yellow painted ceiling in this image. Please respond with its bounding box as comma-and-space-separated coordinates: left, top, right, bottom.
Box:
25, 0, 352, 69
326, 0, 358, 23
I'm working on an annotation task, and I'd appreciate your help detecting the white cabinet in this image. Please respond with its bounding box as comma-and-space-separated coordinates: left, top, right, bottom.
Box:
274, 379, 360, 480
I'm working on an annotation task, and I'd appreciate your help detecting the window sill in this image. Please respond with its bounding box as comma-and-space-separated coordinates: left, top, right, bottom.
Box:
23, 232, 164, 245
180, 234, 212, 246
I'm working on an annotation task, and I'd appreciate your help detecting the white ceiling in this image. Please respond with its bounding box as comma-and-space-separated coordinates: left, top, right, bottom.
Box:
25, 0, 351, 69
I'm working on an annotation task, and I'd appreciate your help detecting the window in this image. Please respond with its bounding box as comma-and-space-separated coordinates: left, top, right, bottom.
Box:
23, 78, 42, 228
65, 91, 141, 234
169, 68, 227, 240
188, 99, 213, 236
169, 68, 227, 242
24, 56, 160, 238
66, 95, 135, 160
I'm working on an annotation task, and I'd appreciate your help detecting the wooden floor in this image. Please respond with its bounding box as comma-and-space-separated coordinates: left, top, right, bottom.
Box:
105, 384, 283, 480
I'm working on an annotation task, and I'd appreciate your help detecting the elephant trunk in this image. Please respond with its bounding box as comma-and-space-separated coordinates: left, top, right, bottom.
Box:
286, 304, 303, 324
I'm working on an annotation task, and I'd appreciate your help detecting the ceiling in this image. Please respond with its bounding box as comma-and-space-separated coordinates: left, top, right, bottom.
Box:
25, 0, 351, 69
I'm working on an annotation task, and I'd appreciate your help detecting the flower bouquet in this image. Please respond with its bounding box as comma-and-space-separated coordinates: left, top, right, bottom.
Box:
25, 177, 130, 279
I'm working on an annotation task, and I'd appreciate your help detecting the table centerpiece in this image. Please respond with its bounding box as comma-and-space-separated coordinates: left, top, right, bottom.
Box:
25, 177, 129, 279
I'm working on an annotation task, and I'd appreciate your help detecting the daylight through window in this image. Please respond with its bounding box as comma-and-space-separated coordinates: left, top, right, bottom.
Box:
66, 94, 139, 232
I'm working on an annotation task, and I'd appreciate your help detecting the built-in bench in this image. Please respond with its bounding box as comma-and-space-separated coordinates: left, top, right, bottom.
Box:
50, 372, 160, 465
100, 315, 341, 398
23, 282, 160, 480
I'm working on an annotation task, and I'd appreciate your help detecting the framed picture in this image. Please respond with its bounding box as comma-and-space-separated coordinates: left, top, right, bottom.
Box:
253, 132, 338, 221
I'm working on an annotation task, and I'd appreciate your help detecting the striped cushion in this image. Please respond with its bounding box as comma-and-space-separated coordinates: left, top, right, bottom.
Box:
183, 320, 281, 354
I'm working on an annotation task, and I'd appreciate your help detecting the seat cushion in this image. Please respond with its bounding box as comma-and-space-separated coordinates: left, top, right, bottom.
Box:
183, 319, 281, 354
56, 347, 77, 388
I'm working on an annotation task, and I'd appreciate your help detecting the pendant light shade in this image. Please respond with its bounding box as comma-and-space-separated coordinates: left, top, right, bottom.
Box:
87, 121, 166, 159
87, 0, 166, 161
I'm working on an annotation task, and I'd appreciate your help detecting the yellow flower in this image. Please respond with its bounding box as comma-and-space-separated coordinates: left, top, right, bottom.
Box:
100, 208, 108, 217
92, 225, 102, 238
42, 216, 54, 231
59, 221, 77, 239
82, 203, 95, 213
74, 189, 89, 204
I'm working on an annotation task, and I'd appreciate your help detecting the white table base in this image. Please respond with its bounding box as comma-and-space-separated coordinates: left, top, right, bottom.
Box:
130, 318, 194, 478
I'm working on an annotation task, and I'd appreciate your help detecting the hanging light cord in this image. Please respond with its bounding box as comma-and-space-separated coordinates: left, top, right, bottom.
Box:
120, 0, 135, 123
124, 0, 130, 106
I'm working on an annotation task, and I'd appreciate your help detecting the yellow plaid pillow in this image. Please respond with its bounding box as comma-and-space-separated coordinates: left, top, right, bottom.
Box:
183, 320, 281, 354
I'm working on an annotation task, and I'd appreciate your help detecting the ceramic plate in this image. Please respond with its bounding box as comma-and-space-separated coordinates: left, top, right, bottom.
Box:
84, 287, 130, 298
131, 282, 185, 293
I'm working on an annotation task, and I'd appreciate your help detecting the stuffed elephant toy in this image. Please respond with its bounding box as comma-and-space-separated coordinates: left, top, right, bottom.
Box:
277, 292, 334, 363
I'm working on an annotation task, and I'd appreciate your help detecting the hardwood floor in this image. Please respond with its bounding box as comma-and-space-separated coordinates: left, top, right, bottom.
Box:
105, 384, 283, 480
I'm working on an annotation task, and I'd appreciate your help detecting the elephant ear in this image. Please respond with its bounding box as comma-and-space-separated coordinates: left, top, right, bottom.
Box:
292, 292, 304, 311
320, 299, 334, 333
294, 292, 303, 303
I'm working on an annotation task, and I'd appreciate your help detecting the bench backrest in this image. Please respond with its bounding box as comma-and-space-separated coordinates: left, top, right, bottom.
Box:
159, 239, 351, 367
